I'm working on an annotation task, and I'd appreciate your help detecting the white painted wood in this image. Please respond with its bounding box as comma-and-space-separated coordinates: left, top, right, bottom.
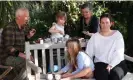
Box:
34, 50, 39, 66
25, 42, 31, 59
50, 49, 54, 73
57, 49, 61, 70
38, 40, 47, 74
124, 54, 133, 62
25, 42, 32, 79
26, 60, 42, 73
64, 49, 68, 65
25, 41, 133, 80
123, 55, 133, 80
122, 72, 133, 80
42, 49, 46, 74
35, 73, 40, 80
25, 41, 87, 80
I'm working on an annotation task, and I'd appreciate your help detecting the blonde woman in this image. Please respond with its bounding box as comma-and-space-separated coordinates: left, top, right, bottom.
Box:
57, 39, 94, 79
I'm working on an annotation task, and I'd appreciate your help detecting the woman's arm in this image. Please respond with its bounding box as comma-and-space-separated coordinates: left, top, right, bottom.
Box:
57, 63, 70, 74
109, 34, 125, 68
62, 52, 94, 79
70, 67, 93, 79
82, 31, 94, 36
71, 52, 93, 78
61, 67, 93, 79
61, 53, 85, 78
85, 35, 95, 59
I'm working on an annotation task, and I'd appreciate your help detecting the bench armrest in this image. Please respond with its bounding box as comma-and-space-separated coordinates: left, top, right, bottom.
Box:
124, 54, 133, 62
26, 60, 42, 73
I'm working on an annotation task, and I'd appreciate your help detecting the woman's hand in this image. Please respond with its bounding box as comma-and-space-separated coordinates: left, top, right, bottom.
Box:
82, 31, 88, 35
57, 70, 64, 74
61, 77, 71, 80
82, 31, 93, 36
106, 65, 112, 73
62, 73, 72, 78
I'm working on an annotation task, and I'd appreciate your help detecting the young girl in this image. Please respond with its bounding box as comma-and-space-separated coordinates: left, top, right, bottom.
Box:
49, 11, 66, 39
57, 39, 94, 79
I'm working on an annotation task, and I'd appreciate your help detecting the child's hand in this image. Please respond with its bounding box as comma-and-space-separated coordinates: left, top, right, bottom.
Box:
58, 30, 64, 35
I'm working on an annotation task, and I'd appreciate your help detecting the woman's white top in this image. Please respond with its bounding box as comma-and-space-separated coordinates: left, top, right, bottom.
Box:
85, 30, 124, 68
51, 23, 64, 39
61, 51, 94, 74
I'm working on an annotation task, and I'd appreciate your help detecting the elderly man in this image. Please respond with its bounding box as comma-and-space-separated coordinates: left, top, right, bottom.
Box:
0, 8, 35, 80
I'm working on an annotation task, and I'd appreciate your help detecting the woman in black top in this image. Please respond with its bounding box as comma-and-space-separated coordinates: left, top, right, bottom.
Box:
77, 3, 99, 39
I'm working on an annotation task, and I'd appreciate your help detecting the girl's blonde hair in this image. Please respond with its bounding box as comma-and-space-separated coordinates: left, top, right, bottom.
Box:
66, 38, 81, 71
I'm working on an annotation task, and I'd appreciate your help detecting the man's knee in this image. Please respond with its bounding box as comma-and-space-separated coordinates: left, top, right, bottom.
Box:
5, 56, 25, 67
5, 56, 16, 67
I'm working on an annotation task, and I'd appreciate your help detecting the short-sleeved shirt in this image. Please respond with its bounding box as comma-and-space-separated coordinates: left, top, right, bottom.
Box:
0, 20, 30, 64
61, 51, 94, 74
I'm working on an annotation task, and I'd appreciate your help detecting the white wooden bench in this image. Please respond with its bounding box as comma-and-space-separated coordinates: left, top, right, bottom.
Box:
25, 42, 133, 80
25, 42, 68, 80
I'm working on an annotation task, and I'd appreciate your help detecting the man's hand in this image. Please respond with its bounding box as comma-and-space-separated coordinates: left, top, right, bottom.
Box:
19, 52, 34, 61
19, 52, 26, 59
10, 47, 15, 53
30, 55, 34, 62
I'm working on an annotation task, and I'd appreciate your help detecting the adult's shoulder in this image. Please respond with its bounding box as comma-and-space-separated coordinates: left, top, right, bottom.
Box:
114, 30, 123, 38
78, 16, 84, 21
91, 32, 100, 38
4, 20, 16, 29
91, 15, 99, 21
3, 20, 16, 32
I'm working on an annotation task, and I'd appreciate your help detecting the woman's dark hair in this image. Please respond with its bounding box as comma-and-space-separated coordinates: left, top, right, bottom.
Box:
80, 2, 93, 12
100, 13, 113, 22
